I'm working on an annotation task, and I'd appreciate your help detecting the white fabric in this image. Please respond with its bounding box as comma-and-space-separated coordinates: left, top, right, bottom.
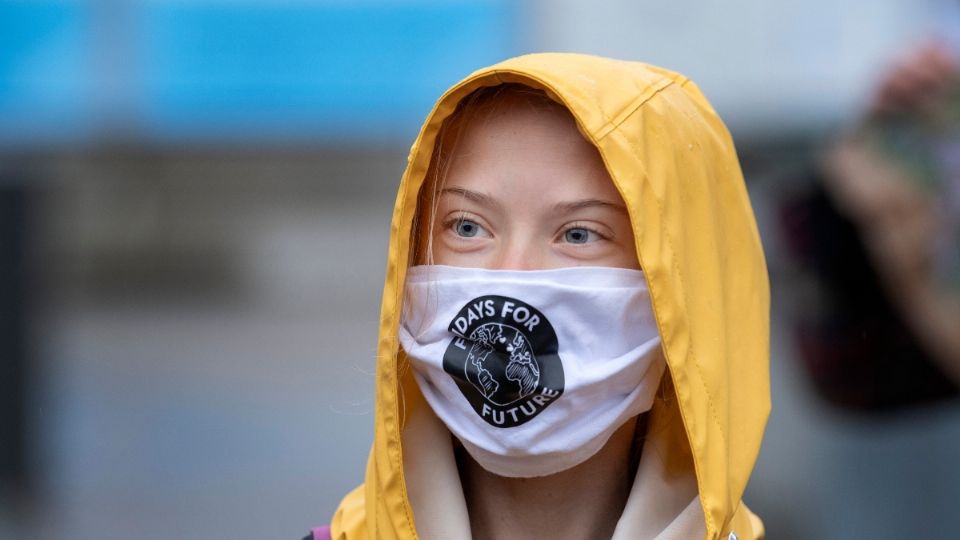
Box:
399, 264, 666, 478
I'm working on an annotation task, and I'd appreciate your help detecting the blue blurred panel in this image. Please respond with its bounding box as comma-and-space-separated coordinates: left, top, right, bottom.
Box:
0, 1, 93, 144
138, 1, 518, 143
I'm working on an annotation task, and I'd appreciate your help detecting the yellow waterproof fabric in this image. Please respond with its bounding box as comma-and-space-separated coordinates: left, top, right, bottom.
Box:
330, 53, 770, 540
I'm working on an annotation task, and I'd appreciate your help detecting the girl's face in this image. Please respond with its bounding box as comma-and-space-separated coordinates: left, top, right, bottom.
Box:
428, 95, 640, 270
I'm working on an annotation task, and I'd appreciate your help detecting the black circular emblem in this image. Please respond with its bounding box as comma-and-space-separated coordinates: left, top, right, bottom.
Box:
442, 295, 565, 428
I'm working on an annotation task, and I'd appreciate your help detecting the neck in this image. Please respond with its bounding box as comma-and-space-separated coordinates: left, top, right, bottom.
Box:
458, 415, 644, 540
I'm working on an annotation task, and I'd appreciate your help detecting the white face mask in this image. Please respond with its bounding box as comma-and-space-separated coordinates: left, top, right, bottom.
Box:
399, 264, 665, 478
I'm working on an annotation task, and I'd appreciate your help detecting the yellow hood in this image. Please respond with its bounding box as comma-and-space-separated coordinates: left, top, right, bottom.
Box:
331, 53, 770, 540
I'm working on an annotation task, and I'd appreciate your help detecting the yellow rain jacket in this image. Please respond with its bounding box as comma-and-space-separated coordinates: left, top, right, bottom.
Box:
330, 53, 770, 540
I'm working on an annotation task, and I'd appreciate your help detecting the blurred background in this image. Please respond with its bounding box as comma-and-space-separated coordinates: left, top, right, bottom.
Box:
2, 0, 960, 538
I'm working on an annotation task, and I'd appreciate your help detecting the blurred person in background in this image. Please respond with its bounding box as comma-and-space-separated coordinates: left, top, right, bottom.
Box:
307, 53, 770, 540
781, 40, 960, 412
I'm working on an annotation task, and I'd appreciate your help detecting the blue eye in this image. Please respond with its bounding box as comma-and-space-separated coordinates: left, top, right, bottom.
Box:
455, 219, 482, 238
564, 227, 594, 244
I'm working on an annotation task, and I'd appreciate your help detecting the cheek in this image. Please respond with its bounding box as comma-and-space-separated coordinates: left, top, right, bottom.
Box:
551, 244, 641, 270
609, 235, 642, 270
430, 233, 455, 265
432, 244, 495, 268
612, 248, 642, 270
436, 250, 469, 267
439, 231, 496, 268
606, 220, 641, 270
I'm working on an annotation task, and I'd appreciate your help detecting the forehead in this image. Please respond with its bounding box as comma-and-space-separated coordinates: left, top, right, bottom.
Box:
438, 90, 621, 202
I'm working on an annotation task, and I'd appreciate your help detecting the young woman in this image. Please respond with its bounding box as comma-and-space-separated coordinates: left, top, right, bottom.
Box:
310, 53, 770, 540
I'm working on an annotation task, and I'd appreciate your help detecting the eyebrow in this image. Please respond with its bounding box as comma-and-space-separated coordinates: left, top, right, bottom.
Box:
552, 198, 629, 215
439, 187, 628, 216
439, 187, 503, 211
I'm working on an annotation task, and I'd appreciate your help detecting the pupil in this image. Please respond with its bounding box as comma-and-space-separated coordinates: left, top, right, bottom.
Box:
566, 228, 588, 243
458, 220, 477, 237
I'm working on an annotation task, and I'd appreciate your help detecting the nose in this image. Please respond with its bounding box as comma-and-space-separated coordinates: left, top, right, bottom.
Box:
492, 238, 547, 270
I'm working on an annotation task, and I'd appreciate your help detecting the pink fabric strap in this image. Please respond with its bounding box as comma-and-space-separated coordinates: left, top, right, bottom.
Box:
311, 526, 332, 540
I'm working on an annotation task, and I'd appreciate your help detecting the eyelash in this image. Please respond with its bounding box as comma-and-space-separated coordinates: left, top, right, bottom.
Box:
559, 222, 609, 243
442, 214, 486, 237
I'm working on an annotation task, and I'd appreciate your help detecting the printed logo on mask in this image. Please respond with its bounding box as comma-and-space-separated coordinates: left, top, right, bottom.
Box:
443, 295, 565, 428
